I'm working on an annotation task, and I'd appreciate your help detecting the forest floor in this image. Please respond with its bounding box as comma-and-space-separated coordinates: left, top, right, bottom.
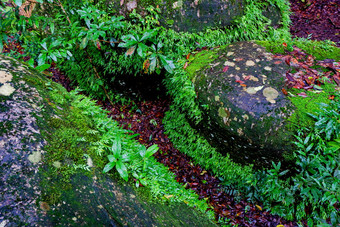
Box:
2, 0, 339, 226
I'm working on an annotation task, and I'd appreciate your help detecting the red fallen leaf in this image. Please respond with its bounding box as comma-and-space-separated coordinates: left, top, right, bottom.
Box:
297, 92, 308, 97
293, 84, 304, 89
96, 41, 101, 50
223, 66, 229, 72
282, 42, 287, 47
288, 57, 300, 68
235, 80, 244, 84
125, 46, 136, 56
240, 84, 247, 87
234, 58, 243, 61
243, 75, 250, 80
282, 88, 288, 95
222, 210, 231, 216
186, 53, 191, 60
329, 95, 335, 100
274, 61, 282, 64
183, 62, 188, 69
306, 55, 315, 66
286, 73, 295, 82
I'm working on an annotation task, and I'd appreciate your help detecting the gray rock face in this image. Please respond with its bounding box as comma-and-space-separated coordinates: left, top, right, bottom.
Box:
189, 41, 295, 167
0, 55, 214, 226
112, 0, 281, 32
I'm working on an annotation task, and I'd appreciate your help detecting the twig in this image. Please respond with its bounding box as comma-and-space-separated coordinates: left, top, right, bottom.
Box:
56, 0, 71, 24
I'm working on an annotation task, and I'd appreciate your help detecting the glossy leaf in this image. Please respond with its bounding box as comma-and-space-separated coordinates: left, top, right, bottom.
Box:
116, 161, 128, 181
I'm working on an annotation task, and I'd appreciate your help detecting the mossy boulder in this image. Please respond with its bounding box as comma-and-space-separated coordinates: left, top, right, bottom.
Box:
0, 55, 215, 226
110, 0, 282, 32
187, 41, 334, 168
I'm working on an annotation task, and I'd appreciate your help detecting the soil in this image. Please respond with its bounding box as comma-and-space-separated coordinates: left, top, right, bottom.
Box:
2, 0, 339, 226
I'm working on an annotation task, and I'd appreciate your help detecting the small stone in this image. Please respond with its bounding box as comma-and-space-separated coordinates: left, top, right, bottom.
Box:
0, 70, 12, 83
53, 161, 62, 168
0, 83, 15, 96
28, 151, 42, 164
245, 60, 255, 66
246, 86, 264, 95
264, 66, 272, 71
263, 87, 279, 103
249, 76, 259, 82
224, 61, 235, 67
227, 52, 234, 56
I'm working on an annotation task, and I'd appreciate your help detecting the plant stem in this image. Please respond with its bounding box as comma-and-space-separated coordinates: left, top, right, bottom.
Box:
56, 0, 71, 24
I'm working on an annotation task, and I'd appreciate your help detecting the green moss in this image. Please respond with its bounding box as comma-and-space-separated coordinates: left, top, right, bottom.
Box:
185, 46, 223, 80
287, 82, 336, 130
256, 40, 340, 61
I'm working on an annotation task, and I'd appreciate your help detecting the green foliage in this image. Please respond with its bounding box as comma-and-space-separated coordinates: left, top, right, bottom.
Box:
256, 39, 340, 61
246, 97, 340, 225
163, 105, 253, 189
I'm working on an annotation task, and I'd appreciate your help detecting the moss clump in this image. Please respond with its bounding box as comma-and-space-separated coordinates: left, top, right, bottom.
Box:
256, 40, 340, 61
185, 46, 223, 80
287, 82, 336, 130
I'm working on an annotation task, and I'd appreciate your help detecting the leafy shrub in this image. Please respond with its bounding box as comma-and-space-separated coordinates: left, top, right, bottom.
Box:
246, 99, 340, 225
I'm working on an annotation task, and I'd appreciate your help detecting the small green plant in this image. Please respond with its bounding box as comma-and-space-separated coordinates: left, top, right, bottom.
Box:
103, 136, 130, 181
103, 136, 159, 182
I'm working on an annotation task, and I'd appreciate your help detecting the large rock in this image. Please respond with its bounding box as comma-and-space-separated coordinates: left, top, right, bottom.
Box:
111, 0, 282, 32
187, 41, 298, 167
0, 55, 215, 226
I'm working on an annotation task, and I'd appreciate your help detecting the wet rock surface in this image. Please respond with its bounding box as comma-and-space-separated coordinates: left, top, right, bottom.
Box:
0, 56, 50, 226
191, 41, 295, 167
112, 0, 281, 32
0, 55, 215, 226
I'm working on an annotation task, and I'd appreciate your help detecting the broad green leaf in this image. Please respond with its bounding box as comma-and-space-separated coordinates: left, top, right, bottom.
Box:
41, 42, 48, 51
111, 137, 122, 159
139, 146, 146, 158
149, 56, 157, 72
80, 36, 88, 49
137, 43, 148, 58
103, 162, 116, 173
35, 64, 50, 72
27, 58, 34, 67
15, 0, 22, 7
49, 53, 57, 62
37, 53, 46, 66
66, 50, 73, 57
145, 144, 158, 158
36, 0, 43, 3
140, 30, 157, 42
116, 161, 128, 181
107, 154, 117, 163
50, 23, 55, 34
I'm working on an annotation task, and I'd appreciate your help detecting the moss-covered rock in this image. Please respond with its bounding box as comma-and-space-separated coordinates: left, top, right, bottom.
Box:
0, 55, 216, 226
109, 0, 282, 32
188, 41, 336, 168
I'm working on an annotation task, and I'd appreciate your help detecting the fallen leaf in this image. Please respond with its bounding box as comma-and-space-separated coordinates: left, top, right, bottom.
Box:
256, 205, 262, 211
223, 66, 229, 72
183, 62, 188, 69
282, 88, 288, 95
186, 53, 191, 60
297, 92, 308, 97
235, 80, 244, 84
